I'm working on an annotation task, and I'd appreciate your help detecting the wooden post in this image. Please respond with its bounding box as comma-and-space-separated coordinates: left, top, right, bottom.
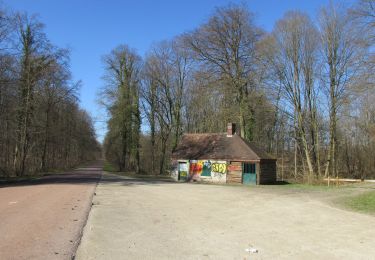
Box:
281, 155, 284, 182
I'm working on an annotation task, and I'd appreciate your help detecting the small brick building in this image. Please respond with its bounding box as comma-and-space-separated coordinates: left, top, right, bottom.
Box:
170, 123, 277, 185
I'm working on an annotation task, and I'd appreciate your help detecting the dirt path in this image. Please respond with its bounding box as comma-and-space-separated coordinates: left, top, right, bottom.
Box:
76, 173, 375, 260
0, 162, 102, 260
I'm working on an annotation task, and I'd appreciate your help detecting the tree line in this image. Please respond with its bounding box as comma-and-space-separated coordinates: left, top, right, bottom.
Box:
0, 8, 100, 177
102, 0, 374, 181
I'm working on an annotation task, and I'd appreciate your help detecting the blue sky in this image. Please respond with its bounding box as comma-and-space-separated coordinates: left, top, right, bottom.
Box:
5, 0, 354, 142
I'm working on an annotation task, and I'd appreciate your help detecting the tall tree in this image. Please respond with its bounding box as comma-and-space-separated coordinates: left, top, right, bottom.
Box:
183, 4, 263, 140
261, 11, 319, 178
142, 40, 189, 175
13, 14, 52, 175
319, 3, 368, 178
101, 45, 141, 172
0, 10, 100, 176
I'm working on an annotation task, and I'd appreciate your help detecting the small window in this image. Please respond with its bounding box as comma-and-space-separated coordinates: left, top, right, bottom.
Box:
243, 163, 255, 174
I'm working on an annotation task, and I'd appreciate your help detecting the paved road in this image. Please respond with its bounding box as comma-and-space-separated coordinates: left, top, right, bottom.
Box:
0, 162, 102, 260
76, 173, 375, 260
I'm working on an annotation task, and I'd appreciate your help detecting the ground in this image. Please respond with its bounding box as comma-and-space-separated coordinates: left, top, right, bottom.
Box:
76, 173, 375, 260
1, 165, 374, 259
0, 163, 101, 260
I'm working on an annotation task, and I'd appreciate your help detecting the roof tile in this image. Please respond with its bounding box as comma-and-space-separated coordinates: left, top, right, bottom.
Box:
171, 133, 275, 161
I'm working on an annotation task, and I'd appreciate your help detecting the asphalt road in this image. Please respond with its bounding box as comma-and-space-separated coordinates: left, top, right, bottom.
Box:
0, 162, 102, 260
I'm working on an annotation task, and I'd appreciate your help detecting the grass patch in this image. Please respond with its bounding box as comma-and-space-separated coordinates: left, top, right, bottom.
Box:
342, 191, 375, 214
271, 180, 364, 191
273, 182, 336, 191
103, 161, 118, 172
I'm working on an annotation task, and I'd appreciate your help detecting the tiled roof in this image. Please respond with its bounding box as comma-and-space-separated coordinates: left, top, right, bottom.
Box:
171, 133, 275, 161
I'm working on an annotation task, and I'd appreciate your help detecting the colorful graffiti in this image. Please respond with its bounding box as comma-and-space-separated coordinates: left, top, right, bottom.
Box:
189, 160, 202, 180
189, 161, 203, 175
211, 161, 227, 183
189, 160, 227, 179
179, 171, 187, 177
227, 164, 242, 171
202, 161, 212, 176
211, 162, 227, 174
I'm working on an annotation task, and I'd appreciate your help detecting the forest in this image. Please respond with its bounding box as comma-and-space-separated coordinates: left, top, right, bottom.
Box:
0, 9, 100, 176
102, 0, 375, 182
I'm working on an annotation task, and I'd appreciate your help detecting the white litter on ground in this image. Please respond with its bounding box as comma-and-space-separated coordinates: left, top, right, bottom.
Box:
245, 247, 258, 253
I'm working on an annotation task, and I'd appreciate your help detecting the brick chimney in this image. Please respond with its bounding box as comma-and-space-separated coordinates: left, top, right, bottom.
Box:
227, 123, 236, 137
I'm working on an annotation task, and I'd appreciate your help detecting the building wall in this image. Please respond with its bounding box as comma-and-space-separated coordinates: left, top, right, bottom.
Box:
172, 159, 277, 185
189, 160, 227, 183
171, 159, 227, 183
259, 160, 277, 184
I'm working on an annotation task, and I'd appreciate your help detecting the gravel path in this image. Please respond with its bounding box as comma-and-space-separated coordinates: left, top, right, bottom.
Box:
0, 162, 102, 260
76, 173, 375, 260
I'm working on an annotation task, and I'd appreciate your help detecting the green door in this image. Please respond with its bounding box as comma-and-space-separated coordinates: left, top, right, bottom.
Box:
242, 163, 256, 185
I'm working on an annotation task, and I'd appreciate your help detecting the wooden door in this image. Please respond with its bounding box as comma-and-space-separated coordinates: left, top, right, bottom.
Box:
227, 161, 242, 183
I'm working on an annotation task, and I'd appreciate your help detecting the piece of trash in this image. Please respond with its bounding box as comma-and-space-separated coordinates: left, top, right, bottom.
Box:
8, 201, 17, 205
245, 248, 258, 253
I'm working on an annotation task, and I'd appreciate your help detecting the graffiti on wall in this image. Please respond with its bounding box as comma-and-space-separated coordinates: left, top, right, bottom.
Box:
211, 161, 227, 182
189, 160, 227, 181
202, 161, 212, 176
227, 164, 242, 171
189, 160, 203, 174
211, 162, 227, 174
189, 160, 202, 180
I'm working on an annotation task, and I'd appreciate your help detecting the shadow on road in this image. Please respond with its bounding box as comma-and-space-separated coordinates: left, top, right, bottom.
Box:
99, 173, 178, 187
0, 166, 178, 188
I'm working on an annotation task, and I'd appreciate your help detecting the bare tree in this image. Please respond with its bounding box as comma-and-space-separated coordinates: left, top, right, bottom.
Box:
319, 3, 368, 178
183, 4, 263, 140
13, 13, 53, 175
141, 40, 190, 174
100, 1, 375, 183
261, 11, 320, 178
0, 10, 100, 176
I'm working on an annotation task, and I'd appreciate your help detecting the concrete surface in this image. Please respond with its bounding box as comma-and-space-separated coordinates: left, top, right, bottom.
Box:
76, 173, 375, 260
0, 162, 102, 260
